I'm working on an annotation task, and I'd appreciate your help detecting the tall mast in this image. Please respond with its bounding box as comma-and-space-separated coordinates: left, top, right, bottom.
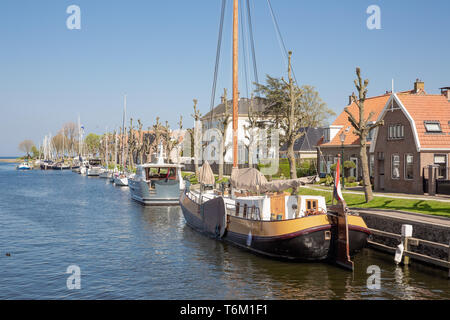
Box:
232, 0, 239, 169
121, 94, 127, 171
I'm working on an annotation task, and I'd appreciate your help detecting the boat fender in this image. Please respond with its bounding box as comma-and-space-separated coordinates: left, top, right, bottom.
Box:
246, 231, 252, 247
394, 242, 404, 265
215, 224, 221, 239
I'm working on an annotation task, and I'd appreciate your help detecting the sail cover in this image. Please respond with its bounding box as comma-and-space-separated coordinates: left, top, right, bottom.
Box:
199, 161, 215, 185
230, 167, 305, 193
230, 167, 268, 192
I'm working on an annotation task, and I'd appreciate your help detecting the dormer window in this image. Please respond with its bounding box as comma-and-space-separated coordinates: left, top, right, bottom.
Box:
424, 121, 442, 133
323, 128, 330, 142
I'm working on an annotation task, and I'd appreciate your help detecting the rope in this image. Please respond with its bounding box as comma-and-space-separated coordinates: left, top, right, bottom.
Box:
246, 0, 259, 92
209, 0, 227, 127
240, 0, 250, 99
266, 0, 298, 85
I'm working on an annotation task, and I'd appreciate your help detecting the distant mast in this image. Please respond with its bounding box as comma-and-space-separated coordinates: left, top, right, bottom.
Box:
232, 0, 239, 169
121, 94, 127, 171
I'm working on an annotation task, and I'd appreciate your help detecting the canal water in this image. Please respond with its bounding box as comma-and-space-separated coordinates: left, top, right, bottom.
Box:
0, 162, 449, 300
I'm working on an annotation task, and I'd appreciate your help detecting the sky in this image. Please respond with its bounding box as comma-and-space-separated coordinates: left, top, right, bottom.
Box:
0, 0, 449, 156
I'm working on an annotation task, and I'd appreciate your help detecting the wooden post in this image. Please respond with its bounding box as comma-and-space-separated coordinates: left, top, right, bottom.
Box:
401, 224, 413, 265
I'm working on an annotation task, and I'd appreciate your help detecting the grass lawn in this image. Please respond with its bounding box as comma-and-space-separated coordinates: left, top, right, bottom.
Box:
298, 188, 450, 218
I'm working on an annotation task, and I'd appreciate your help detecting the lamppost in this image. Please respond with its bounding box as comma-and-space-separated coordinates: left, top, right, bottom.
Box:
340, 132, 346, 189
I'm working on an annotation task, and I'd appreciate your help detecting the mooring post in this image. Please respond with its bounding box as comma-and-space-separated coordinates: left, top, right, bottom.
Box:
401, 224, 413, 265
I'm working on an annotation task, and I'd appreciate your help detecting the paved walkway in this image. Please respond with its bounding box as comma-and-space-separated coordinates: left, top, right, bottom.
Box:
352, 208, 450, 227
303, 185, 450, 203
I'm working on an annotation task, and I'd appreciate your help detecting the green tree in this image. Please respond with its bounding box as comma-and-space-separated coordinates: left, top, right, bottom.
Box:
85, 133, 101, 157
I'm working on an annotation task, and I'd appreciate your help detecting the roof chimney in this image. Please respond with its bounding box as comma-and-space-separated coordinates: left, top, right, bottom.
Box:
441, 87, 450, 101
348, 92, 354, 105
414, 79, 425, 93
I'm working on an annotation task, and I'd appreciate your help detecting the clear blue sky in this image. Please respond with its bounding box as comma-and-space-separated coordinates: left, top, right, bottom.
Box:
1, 0, 449, 156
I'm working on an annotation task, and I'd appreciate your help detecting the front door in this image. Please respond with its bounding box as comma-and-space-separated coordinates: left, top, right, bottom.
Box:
378, 160, 385, 190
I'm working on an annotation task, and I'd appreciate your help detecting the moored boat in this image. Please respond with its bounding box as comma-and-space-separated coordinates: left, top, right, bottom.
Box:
180, 167, 370, 262
114, 173, 129, 186
129, 163, 184, 205
99, 169, 112, 179
17, 162, 32, 170
86, 159, 103, 176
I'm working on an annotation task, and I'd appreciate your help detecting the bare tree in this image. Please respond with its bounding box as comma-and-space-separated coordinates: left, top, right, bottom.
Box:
244, 96, 261, 167
256, 51, 333, 190
216, 89, 232, 180
191, 99, 202, 177
345, 67, 384, 202
62, 122, 77, 156
18, 140, 35, 158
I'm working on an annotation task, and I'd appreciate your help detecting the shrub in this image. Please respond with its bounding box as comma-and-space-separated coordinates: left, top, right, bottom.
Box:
346, 176, 356, 183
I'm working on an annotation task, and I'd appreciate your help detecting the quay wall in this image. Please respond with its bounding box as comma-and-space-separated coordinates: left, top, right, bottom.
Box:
355, 209, 450, 261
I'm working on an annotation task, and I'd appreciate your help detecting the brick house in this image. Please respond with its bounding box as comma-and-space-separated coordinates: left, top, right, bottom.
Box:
317, 93, 390, 180
370, 82, 450, 194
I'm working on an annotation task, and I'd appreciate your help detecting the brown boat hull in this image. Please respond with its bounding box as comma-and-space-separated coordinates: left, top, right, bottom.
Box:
180, 193, 370, 261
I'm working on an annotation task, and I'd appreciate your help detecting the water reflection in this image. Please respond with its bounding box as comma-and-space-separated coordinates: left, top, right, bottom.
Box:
0, 163, 449, 300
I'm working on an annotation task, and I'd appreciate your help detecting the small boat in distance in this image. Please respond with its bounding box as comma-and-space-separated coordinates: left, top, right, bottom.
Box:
114, 173, 129, 186
99, 169, 112, 179
86, 159, 103, 176
17, 161, 32, 170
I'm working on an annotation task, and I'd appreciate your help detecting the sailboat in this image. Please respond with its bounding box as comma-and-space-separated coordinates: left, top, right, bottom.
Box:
179, 1, 369, 267
114, 95, 129, 187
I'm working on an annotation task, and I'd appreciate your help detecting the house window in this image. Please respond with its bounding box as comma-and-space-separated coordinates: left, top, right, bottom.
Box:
404, 154, 414, 180
434, 154, 447, 179
388, 124, 404, 140
391, 154, 400, 179
367, 128, 375, 142
370, 154, 375, 177
424, 121, 442, 133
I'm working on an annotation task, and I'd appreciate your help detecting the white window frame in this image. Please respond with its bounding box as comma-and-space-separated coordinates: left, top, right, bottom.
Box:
404, 153, 414, 180
391, 154, 401, 180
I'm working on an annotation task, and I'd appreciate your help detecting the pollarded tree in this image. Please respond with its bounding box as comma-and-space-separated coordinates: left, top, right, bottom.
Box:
191, 99, 202, 177
217, 89, 232, 180
255, 51, 334, 189
345, 67, 384, 202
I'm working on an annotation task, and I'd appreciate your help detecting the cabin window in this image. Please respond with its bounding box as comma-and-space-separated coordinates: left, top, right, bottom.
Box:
404, 154, 414, 180
424, 121, 442, 133
391, 154, 400, 179
306, 199, 318, 211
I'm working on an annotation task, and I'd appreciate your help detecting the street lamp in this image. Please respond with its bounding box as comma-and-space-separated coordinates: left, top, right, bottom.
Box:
339, 132, 346, 189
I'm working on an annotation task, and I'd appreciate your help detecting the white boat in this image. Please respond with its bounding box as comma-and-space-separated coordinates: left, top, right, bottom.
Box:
86, 159, 103, 176
129, 163, 184, 205
114, 173, 128, 186
17, 162, 32, 170
99, 169, 112, 179
129, 141, 184, 205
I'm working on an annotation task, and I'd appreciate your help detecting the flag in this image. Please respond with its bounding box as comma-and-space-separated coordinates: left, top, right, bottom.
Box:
333, 158, 344, 202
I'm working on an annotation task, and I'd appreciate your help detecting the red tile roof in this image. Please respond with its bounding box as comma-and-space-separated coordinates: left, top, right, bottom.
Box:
321, 94, 391, 147
398, 94, 450, 149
